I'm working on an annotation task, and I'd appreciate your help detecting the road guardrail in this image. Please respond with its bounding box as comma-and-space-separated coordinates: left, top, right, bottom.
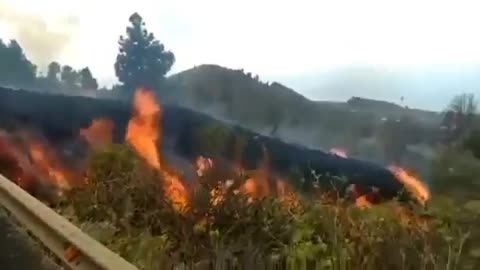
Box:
0, 174, 138, 270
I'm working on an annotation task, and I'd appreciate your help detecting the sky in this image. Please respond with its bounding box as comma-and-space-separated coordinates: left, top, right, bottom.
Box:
1, 0, 480, 111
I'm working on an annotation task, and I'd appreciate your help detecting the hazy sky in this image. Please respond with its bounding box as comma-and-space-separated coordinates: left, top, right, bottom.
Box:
1, 0, 480, 111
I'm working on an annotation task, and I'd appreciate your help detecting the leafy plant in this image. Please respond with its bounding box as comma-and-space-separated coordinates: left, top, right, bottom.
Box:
63, 143, 475, 269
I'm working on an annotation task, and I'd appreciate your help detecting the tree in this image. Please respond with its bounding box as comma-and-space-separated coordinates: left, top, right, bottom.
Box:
114, 12, 175, 98
47, 62, 61, 81
79, 67, 98, 90
61, 65, 79, 89
0, 39, 36, 87
442, 93, 478, 144
448, 93, 478, 115
35, 61, 62, 93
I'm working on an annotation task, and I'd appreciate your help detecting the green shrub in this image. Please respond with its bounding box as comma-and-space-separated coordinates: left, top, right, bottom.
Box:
63, 144, 474, 269
463, 129, 480, 159
431, 148, 480, 199
194, 123, 233, 157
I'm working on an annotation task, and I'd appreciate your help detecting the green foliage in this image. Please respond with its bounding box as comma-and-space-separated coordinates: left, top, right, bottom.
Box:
114, 12, 175, 98
108, 232, 175, 269
68, 144, 179, 234
60, 65, 78, 88
431, 147, 480, 200
79, 67, 98, 90
46, 61, 61, 81
194, 123, 234, 158
463, 129, 480, 159
0, 39, 36, 87
0, 37, 100, 95
61, 143, 477, 269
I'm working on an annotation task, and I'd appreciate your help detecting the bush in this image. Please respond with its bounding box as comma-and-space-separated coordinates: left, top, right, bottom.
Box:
63, 144, 475, 269
431, 148, 480, 199
194, 123, 234, 157
68, 144, 178, 234
463, 129, 480, 159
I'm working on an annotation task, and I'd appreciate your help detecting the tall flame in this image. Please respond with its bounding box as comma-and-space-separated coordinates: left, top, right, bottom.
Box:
126, 88, 188, 210
389, 166, 430, 205
126, 89, 162, 170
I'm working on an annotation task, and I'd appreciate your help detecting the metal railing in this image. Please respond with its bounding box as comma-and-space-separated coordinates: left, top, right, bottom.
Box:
0, 175, 138, 270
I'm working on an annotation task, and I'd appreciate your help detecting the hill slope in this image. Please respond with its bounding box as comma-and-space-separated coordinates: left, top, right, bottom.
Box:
166, 64, 441, 150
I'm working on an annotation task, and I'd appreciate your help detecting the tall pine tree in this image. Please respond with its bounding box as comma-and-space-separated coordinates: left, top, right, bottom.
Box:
114, 13, 175, 99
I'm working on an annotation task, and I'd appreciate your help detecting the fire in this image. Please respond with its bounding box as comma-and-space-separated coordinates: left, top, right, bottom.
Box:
0, 133, 32, 189
240, 147, 271, 199
389, 166, 430, 205
241, 173, 271, 199
28, 141, 72, 190
126, 88, 188, 210
241, 177, 258, 197
208, 180, 235, 207
329, 148, 348, 158
126, 89, 162, 170
80, 118, 114, 149
276, 180, 300, 208
346, 184, 373, 209
161, 169, 189, 210
355, 195, 372, 209
0, 87, 433, 219
0, 131, 77, 193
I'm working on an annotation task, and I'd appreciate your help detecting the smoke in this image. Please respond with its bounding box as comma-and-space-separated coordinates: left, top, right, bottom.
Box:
0, 2, 79, 69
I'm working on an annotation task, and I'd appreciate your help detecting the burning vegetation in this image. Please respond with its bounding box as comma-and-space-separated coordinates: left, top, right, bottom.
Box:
0, 87, 477, 269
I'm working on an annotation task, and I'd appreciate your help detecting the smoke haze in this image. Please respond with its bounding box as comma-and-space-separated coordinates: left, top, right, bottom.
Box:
0, 1, 79, 69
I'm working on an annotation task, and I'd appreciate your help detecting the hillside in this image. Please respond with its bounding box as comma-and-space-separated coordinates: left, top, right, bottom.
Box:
166, 64, 442, 151
167, 64, 312, 124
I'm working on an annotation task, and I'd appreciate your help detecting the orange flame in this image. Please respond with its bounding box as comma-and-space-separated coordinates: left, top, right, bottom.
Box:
276, 179, 300, 208
28, 141, 72, 190
241, 177, 258, 198
0, 133, 33, 189
355, 195, 372, 209
126, 89, 162, 170
0, 131, 79, 193
240, 175, 273, 203
161, 169, 189, 210
240, 147, 271, 199
346, 184, 372, 209
80, 118, 114, 149
389, 166, 430, 205
126, 88, 188, 210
